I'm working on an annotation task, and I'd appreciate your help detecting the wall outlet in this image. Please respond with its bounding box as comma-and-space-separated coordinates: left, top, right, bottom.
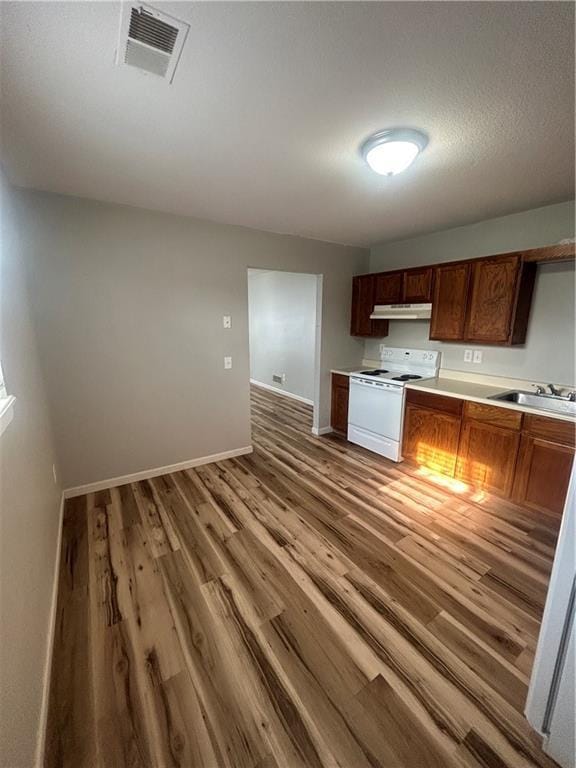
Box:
473, 350, 483, 364
272, 374, 283, 384
464, 349, 473, 363
223, 315, 231, 329
224, 356, 232, 369
379, 343, 386, 357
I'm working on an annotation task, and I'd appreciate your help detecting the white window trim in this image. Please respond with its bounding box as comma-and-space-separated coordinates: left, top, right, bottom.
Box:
0, 395, 15, 437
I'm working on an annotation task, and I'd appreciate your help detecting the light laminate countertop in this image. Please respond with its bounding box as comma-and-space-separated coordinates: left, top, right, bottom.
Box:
330, 368, 575, 424
407, 377, 576, 424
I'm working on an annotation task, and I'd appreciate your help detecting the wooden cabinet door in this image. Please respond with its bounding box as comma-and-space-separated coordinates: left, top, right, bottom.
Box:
456, 420, 520, 497
350, 275, 374, 336
403, 267, 433, 303
374, 272, 403, 304
330, 374, 350, 433
464, 255, 520, 343
513, 435, 575, 515
429, 263, 471, 341
402, 404, 462, 476
350, 275, 389, 337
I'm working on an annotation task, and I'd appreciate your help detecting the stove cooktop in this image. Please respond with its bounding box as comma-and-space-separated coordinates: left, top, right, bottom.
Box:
357, 369, 423, 381
351, 349, 440, 387
359, 369, 389, 376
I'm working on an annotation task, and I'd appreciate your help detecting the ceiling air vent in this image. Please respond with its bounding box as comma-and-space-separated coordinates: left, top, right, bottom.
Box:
117, 3, 189, 82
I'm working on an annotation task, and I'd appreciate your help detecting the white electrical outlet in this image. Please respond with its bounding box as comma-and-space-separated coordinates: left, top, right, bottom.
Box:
223, 315, 231, 329
379, 343, 386, 356
464, 350, 473, 363
224, 356, 232, 369
473, 350, 483, 364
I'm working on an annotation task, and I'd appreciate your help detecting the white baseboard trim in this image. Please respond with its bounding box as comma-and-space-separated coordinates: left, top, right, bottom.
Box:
312, 426, 334, 436
63, 446, 254, 499
250, 379, 314, 406
35, 491, 65, 768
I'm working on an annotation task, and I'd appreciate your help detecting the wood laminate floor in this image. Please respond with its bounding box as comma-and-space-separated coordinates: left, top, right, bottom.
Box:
45, 385, 562, 768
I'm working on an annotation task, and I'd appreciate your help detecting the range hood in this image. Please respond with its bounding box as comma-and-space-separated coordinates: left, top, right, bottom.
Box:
370, 303, 432, 320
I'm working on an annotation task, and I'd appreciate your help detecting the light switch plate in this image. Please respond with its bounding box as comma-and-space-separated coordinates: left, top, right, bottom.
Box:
464, 350, 473, 363
224, 356, 232, 369
223, 315, 231, 329
473, 350, 483, 364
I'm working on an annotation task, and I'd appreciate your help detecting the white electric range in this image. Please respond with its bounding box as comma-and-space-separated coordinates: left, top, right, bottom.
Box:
347, 348, 440, 461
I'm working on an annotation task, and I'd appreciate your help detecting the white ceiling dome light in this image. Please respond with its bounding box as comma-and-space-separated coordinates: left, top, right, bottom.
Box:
361, 128, 428, 176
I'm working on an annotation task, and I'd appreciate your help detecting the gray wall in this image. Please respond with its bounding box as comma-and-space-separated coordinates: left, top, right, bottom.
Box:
0, 171, 62, 766
17, 190, 367, 488
366, 201, 576, 384
248, 270, 317, 402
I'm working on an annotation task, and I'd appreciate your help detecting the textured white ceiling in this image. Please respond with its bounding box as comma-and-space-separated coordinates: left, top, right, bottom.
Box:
0, 1, 574, 246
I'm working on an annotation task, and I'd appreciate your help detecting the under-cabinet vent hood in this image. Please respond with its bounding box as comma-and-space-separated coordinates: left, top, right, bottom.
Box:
370, 303, 432, 320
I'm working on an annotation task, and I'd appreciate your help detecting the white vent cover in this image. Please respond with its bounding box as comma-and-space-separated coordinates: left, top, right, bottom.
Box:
117, 3, 189, 82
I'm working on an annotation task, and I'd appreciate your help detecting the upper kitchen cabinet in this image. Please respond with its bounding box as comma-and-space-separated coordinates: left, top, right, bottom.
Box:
429, 262, 471, 341
403, 267, 434, 303
351, 244, 560, 344
374, 272, 403, 304
464, 255, 536, 344
373, 267, 434, 304
350, 275, 389, 337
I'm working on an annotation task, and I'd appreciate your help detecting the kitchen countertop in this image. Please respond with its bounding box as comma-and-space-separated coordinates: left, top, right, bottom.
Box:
407, 377, 576, 424
330, 367, 576, 424
330, 367, 358, 377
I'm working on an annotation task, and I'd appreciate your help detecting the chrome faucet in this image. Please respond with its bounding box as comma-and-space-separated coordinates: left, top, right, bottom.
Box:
547, 383, 562, 397
568, 391, 576, 402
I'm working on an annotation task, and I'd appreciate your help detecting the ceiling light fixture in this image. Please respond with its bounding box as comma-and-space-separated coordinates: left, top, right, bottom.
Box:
361, 128, 428, 176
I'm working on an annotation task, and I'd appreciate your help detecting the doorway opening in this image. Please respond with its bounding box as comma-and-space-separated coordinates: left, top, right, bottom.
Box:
247, 268, 322, 435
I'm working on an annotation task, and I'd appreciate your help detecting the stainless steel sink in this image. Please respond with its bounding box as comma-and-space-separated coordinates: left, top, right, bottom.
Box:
488, 390, 576, 417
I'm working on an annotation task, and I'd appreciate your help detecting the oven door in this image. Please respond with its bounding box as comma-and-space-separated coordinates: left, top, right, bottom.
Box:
348, 376, 405, 440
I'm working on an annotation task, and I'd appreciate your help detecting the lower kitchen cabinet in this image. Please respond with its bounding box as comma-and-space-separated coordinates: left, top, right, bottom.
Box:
330, 373, 350, 433
403, 401, 462, 477
402, 392, 575, 513
513, 416, 575, 515
456, 419, 520, 496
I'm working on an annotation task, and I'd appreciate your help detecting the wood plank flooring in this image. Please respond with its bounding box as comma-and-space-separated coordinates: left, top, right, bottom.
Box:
45, 385, 562, 768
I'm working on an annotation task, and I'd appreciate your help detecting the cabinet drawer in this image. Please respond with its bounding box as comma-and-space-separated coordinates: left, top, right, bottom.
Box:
406, 388, 463, 417
522, 414, 575, 447
463, 401, 522, 430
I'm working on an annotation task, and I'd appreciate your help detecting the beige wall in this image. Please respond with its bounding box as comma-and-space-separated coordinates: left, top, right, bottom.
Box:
366, 201, 576, 384
17, 190, 367, 489
0, 172, 62, 766
248, 270, 318, 402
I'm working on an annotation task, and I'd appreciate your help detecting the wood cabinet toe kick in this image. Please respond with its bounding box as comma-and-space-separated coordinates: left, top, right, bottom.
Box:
403, 389, 575, 514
